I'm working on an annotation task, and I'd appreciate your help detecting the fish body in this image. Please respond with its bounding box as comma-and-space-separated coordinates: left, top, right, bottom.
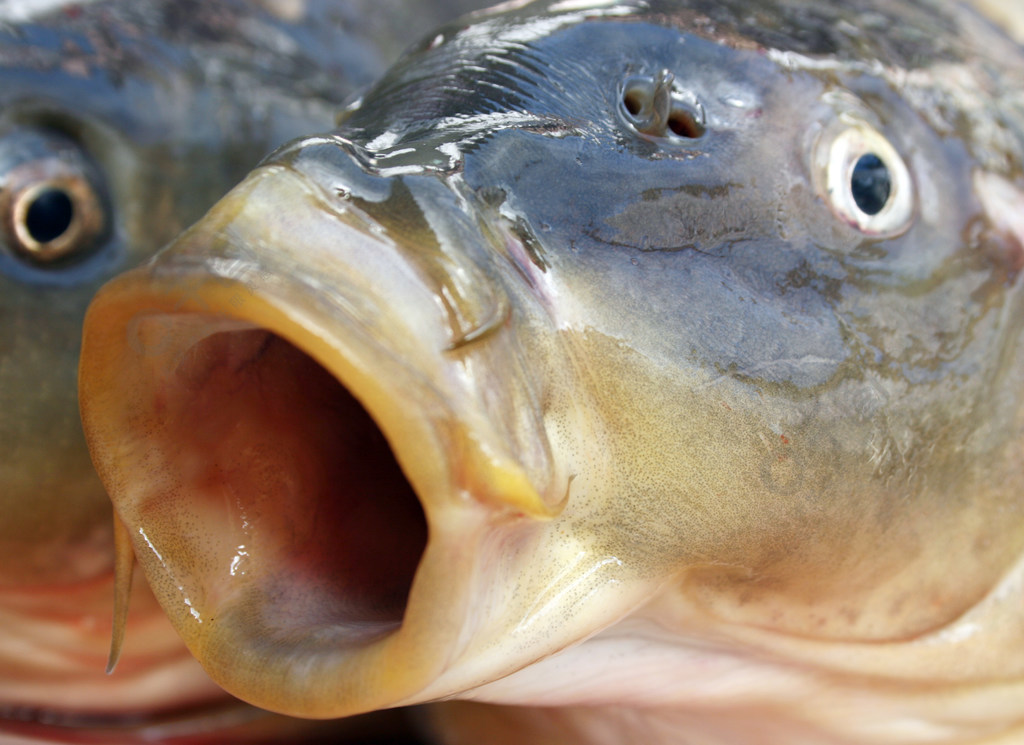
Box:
0, 0, 488, 741
79, 1, 1024, 744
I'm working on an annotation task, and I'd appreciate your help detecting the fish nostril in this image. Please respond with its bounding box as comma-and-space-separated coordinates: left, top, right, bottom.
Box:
668, 106, 706, 139
620, 74, 671, 137
620, 71, 705, 141
623, 88, 645, 117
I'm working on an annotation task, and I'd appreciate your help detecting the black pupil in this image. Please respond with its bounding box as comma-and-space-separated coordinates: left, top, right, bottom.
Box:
25, 188, 74, 244
850, 154, 891, 216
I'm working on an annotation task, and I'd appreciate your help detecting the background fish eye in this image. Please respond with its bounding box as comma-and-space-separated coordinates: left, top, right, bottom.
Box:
819, 122, 915, 236
0, 128, 108, 267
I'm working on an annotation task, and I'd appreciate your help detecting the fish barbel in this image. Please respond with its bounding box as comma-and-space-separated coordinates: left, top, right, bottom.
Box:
0, 0, 488, 741
80, 0, 1024, 743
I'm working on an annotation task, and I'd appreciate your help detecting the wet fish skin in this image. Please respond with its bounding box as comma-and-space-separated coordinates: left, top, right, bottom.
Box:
80, 1, 1024, 744
0, 0, 488, 739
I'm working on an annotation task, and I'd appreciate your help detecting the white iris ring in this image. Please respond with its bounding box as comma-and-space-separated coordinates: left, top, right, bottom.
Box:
826, 125, 914, 236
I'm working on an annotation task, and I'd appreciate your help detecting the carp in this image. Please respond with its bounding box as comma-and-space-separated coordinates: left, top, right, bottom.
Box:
79, 0, 1024, 743
0, 0, 486, 742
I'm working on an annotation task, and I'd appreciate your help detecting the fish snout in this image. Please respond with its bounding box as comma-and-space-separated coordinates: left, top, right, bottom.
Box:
78, 156, 571, 718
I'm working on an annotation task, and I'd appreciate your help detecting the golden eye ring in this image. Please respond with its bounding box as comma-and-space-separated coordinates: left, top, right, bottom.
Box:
8, 176, 104, 263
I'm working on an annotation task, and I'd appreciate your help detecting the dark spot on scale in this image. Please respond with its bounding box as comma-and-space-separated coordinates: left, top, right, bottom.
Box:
477, 185, 507, 209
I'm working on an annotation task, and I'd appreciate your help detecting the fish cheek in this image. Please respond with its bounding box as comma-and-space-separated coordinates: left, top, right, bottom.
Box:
0, 365, 115, 588
0, 108, 206, 587
545, 195, 1024, 642
565, 326, 1016, 642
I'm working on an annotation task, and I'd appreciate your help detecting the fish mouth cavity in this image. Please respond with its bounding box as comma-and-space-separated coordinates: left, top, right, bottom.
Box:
159, 322, 428, 640
80, 271, 471, 714
122, 304, 438, 644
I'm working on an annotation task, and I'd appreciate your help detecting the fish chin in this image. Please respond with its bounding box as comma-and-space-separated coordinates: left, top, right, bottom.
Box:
79, 163, 593, 718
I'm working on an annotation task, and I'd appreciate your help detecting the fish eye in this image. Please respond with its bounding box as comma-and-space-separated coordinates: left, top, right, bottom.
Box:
1, 130, 107, 265
10, 180, 100, 262
821, 124, 914, 235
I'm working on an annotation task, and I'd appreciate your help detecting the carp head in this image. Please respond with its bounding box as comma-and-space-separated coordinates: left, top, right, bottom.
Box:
80, 0, 1024, 740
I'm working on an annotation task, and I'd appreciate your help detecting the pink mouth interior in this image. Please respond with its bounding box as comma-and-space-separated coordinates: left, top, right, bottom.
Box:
149, 328, 428, 640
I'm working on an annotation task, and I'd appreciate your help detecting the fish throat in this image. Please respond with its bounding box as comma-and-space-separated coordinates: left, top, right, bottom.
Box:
124, 323, 427, 649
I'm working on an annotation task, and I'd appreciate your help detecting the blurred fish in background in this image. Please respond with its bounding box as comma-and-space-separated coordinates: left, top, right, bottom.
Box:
0, 1, 487, 742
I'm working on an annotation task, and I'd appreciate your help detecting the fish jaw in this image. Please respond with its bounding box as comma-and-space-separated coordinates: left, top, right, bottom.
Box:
79, 155, 653, 718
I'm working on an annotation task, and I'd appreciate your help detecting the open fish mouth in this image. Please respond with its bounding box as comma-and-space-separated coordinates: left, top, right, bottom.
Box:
138, 324, 429, 639
101, 317, 435, 681
79, 157, 575, 719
